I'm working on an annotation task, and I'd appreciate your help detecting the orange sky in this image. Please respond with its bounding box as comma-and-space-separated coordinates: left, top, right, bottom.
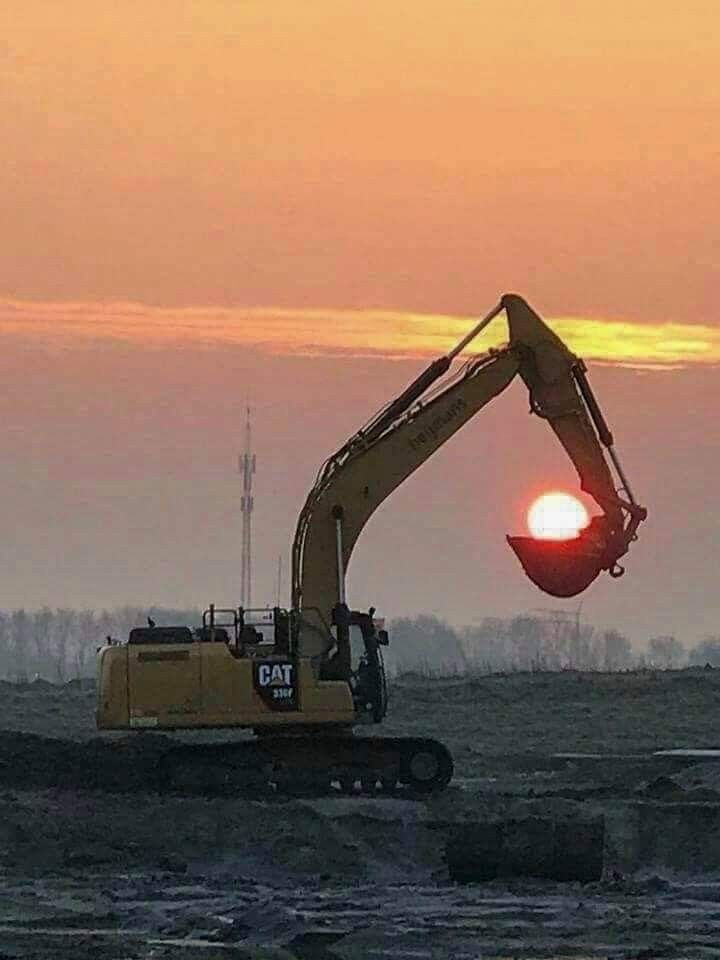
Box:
1, 2, 719, 644
3, 2, 719, 321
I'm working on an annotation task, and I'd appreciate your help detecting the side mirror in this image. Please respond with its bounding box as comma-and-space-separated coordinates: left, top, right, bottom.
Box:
378, 629, 389, 646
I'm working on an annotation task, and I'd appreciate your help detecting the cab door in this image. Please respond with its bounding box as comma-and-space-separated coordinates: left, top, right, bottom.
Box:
127, 643, 202, 727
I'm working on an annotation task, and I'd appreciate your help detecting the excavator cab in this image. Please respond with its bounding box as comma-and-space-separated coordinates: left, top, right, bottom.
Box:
349, 617, 389, 724
321, 603, 388, 722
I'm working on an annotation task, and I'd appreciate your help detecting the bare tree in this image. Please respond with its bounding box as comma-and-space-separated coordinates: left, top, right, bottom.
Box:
648, 635, 685, 669
460, 618, 510, 672
387, 615, 467, 675
601, 629, 634, 671
689, 636, 720, 667
508, 615, 546, 670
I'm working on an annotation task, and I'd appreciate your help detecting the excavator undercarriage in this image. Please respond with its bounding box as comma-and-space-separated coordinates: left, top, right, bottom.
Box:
96, 294, 646, 796
156, 735, 454, 798
98, 605, 454, 795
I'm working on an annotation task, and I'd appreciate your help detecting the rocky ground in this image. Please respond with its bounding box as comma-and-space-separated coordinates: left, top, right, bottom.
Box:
3, 670, 720, 958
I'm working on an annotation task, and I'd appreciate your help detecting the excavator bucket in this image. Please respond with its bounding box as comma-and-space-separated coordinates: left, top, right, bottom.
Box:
506, 532, 604, 598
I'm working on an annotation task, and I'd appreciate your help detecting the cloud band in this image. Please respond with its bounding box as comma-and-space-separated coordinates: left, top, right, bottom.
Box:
0, 299, 716, 368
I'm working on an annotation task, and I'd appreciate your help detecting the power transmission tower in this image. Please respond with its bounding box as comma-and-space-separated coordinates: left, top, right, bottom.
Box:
239, 407, 256, 608
535, 603, 584, 668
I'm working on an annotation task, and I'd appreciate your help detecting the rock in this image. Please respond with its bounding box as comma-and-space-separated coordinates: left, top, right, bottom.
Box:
446, 815, 604, 883
638, 776, 685, 800
286, 931, 348, 959
687, 787, 720, 802
63, 844, 116, 868
157, 854, 188, 873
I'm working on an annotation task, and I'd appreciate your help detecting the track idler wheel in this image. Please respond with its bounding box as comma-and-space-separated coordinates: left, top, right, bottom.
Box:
399, 740, 453, 794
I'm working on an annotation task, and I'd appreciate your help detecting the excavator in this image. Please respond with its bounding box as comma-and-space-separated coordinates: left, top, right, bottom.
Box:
96, 295, 646, 795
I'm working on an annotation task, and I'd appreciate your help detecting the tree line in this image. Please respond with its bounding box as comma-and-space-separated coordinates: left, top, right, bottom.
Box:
0, 606, 200, 682
0, 605, 716, 682
386, 613, 716, 677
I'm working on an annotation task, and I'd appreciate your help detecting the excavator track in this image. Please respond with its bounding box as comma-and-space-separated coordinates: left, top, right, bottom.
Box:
0, 731, 453, 799
156, 735, 454, 798
0, 731, 453, 798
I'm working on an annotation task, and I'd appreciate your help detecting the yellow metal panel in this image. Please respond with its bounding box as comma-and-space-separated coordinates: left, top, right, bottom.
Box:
127, 642, 202, 728
197, 644, 354, 727
96, 645, 129, 729
99, 640, 355, 731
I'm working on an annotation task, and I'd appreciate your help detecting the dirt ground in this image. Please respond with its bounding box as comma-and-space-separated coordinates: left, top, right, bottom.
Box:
3, 670, 720, 958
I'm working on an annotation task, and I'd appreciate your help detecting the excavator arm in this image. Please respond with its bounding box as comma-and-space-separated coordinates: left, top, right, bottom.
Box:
292, 294, 646, 661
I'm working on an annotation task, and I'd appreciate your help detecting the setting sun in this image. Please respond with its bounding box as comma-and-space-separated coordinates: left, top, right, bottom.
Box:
527, 492, 590, 541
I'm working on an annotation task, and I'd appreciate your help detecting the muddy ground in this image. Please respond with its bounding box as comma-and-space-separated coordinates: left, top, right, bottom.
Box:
3, 670, 720, 958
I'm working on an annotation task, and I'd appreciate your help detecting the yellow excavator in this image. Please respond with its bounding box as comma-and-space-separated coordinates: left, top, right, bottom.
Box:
96, 295, 646, 795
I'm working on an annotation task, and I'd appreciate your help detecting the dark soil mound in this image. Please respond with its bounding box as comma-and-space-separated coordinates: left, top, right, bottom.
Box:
0, 731, 171, 792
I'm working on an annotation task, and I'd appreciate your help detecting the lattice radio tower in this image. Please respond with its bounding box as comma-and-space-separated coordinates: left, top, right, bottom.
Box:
239, 407, 256, 608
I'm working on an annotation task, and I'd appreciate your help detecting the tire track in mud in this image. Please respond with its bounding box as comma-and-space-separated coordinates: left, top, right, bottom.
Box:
4, 872, 720, 959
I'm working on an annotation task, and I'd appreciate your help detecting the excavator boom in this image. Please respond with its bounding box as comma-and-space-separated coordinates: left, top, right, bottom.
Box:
293, 294, 646, 658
